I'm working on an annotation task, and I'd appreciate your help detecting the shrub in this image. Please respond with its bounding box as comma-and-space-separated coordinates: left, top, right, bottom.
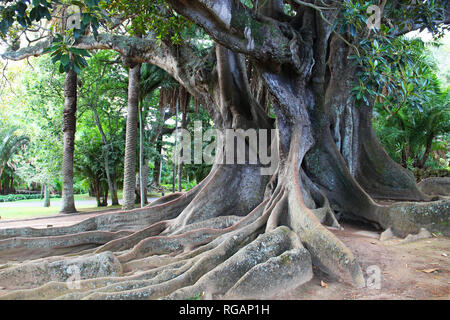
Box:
0, 194, 61, 203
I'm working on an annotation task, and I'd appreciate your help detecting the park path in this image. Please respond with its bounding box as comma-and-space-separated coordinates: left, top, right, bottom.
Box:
0, 197, 158, 230
0, 210, 117, 229
1, 199, 109, 208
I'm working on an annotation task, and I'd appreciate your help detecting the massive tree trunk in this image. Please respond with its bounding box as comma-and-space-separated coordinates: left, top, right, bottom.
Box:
1, 0, 449, 300
60, 69, 77, 214
122, 63, 141, 210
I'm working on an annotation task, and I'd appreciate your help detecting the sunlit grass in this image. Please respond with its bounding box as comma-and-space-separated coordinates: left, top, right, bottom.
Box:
0, 205, 122, 220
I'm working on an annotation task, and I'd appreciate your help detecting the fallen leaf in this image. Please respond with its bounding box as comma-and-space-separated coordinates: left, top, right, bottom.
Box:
419, 268, 439, 274
321, 281, 328, 288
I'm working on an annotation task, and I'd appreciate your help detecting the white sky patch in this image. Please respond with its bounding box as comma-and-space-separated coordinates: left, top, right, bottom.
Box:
212, 1, 232, 29
244, 26, 255, 51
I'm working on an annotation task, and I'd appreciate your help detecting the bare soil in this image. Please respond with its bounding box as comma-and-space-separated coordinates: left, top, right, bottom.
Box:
280, 223, 450, 300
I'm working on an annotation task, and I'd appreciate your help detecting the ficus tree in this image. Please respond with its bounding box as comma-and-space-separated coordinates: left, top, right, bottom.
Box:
0, 0, 449, 300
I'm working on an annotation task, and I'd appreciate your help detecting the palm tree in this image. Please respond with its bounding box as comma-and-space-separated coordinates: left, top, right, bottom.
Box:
137, 64, 167, 207
123, 63, 169, 209
375, 89, 449, 169
44, 4, 80, 213
122, 62, 142, 210
0, 126, 29, 192
411, 94, 450, 168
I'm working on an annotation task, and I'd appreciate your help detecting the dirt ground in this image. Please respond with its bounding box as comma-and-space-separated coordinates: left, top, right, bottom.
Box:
0, 215, 449, 300
280, 223, 450, 300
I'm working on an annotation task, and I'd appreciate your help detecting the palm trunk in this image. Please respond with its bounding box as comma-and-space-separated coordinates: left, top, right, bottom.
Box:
419, 133, 434, 168
43, 184, 50, 208
138, 103, 145, 207
177, 109, 188, 192
60, 69, 77, 214
172, 100, 179, 193
122, 63, 141, 210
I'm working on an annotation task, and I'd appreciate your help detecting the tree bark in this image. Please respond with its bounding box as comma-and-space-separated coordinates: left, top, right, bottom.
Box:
138, 103, 146, 207
122, 63, 141, 210
43, 184, 50, 208
60, 69, 77, 214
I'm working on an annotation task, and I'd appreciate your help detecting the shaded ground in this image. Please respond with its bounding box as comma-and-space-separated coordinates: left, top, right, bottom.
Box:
279, 223, 450, 300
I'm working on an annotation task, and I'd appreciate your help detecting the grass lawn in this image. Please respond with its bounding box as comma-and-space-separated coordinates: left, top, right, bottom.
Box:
0, 194, 122, 220
0, 205, 122, 220
0, 191, 167, 220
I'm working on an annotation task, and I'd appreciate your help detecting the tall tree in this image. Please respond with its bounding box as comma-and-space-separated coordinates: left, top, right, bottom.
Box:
60, 67, 78, 213
122, 61, 141, 210
0, 126, 29, 190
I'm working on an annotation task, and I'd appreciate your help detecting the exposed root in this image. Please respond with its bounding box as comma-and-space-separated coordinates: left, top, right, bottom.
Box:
165, 226, 308, 300
1, 151, 444, 300
0, 230, 133, 253
95, 221, 168, 253
0, 252, 122, 291
380, 198, 450, 237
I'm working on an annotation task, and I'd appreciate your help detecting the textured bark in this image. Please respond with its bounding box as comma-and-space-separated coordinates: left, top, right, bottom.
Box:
139, 104, 146, 207
60, 69, 77, 214
122, 63, 141, 210
43, 184, 50, 208
153, 137, 163, 188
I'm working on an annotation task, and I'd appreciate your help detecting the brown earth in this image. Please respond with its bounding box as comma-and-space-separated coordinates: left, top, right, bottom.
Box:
279, 223, 450, 300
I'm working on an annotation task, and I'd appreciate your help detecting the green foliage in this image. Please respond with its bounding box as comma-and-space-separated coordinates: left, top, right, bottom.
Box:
43, 35, 90, 74
375, 85, 449, 169
0, 0, 52, 36
350, 37, 441, 109
0, 193, 60, 203
334, 0, 449, 107
11, 55, 65, 190
103, 0, 191, 44
1, 0, 105, 74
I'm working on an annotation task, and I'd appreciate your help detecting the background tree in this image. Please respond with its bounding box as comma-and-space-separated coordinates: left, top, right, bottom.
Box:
0, 125, 29, 193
